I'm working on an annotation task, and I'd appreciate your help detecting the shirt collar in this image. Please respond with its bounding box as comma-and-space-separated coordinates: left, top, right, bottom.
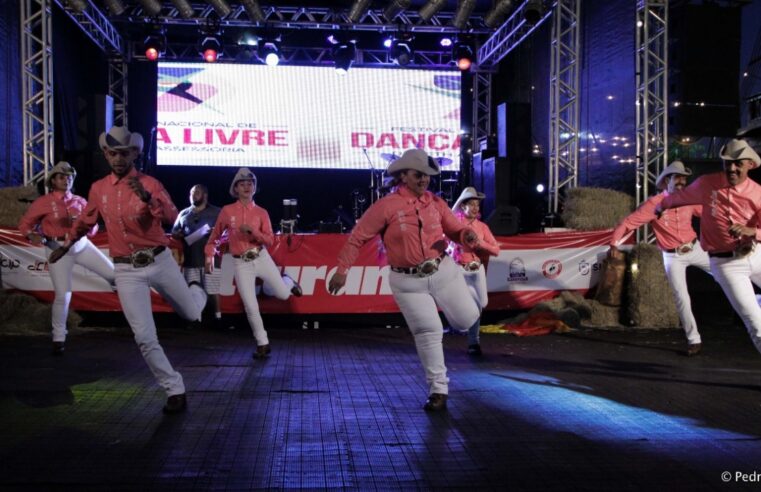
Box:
108, 166, 139, 185
397, 186, 432, 204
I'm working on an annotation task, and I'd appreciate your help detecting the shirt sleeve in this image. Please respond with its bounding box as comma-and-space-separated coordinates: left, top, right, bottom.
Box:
17, 196, 48, 238
205, 208, 227, 258
610, 196, 658, 246
661, 177, 705, 210
70, 188, 101, 244
255, 209, 275, 248
336, 200, 388, 275
478, 222, 501, 256
144, 177, 179, 225
171, 210, 185, 235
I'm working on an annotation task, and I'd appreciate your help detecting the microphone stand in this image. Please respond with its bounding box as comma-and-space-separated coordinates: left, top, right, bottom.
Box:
362, 148, 378, 204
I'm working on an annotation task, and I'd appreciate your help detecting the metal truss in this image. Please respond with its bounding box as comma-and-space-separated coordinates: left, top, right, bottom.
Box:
478, 0, 555, 67
472, 71, 492, 150
53, 0, 123, 54
146, 43, 458, 68
108, 56, 129, 126
21, 0, 54, 186
547, 0, 580, 214
121, 4, 491, 34
635, 0, 668, 242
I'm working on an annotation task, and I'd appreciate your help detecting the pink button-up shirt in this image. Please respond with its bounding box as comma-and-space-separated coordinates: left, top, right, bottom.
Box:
610, 192, 702, 251
18, 191, 96, 240
68, 168, 178, 258
450, 211, 501, 264
660, 172, 761, 253
205, 201, 274, 258
336, 186, 472, 274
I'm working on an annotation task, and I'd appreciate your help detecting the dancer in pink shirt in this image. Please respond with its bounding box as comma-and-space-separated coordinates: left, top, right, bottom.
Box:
657, 139, 761, 356
18, 161, 114, 355
205, 168, 302, 360
450, 187, 501, 356
49, 126, 207, 415
610, 161, 711, 356
329, 149, 481, 412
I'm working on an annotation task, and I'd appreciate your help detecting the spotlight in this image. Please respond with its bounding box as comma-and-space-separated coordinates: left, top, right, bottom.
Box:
143, 26, 166, 61
536, 184, 545, 193
523, 0, 543, 25
238, 31, 259, 47
240, 0, 265, 21
383, 36, 393, 49
453, 42, 474, 71
333, 42, 356, 75
103, 0, 126, 16
451, 0, 476, 29
136, 0, 162, 17
418, 0, 447, 22
440, 37, 453, 48
484, 0, 513, 28
169, 0, 194, 19
260, 41, 280, 66
390, 36, 413, 66
200, 36, 221, 62
65, 0, 88, 12
383, 0, 411, 21
348, 0, 372, 23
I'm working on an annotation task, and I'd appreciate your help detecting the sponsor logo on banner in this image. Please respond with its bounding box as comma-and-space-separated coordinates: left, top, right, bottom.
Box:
578, 259, 601, 276
542, 259, 562, 279
0, 257, 21, 270
508, 258, 528, 282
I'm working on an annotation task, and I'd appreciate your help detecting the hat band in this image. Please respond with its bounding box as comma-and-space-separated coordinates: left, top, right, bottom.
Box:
105, 133, 127, 148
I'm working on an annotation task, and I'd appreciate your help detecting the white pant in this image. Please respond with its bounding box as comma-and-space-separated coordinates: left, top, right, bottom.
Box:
462, 265, 488, 345
389, 255, 480, 395
47, 237, 114, 342
709, 247, 761, 355
233, 249, 294, 346
662, 243, 712, 344
114, 248, 207, 396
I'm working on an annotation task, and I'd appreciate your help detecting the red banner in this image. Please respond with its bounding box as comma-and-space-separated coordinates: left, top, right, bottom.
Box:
0, 228, 613, 313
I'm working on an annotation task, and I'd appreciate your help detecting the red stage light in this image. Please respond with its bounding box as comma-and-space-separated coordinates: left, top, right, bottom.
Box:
145, 47, 160, 61
204, 48, 218, 63
457, 57, 472, 71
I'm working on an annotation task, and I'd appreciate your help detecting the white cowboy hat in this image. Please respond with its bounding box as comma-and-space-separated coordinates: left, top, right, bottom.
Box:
386, 149, 441, 176
229, 167, 257, 197
452, 186, 486, 212
99, 126, 144, 153
655, 161, 692, 190
719, 138, 761, 168
45, 161, 77, 188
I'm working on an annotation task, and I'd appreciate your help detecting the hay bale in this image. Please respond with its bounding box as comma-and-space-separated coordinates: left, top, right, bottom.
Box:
561, 187, 635, 230
0, 185, 38, 228
559, 290, 592, 319
626, 243, 680, 329
584, 299, 624, 328
0, 290, 81, 335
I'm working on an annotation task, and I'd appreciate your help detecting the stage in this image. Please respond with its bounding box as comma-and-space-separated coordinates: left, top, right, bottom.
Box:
0, 293, 759, 490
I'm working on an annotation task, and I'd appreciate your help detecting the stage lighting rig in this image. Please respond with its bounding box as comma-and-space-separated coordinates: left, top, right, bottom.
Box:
389, 34, 414, 67
484, 0, 513, 28
169, 0, 194, 19
523, 0, 543, 25
383, 0, 411, 21
453, 42, 475, 71
451, 0, 476, 29
329, 35, 357, 75
200, 36, 222, 62
240, 0, 265, 22
260, 40, 281, 66
418, 0, 447, 22
143, 27, 166, 61
136, 0, 162, 17
103, 0, 126, 16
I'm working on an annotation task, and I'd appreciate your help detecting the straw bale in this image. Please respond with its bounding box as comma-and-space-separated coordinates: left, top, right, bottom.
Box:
0, 290, 81, 335
0, 185, 38, 228
561, 187, 635, 231
583, 299, 624, 328
626, 243, 680, 329
559, 290, 592, 318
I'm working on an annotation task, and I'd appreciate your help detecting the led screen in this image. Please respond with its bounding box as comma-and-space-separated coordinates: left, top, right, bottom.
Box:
156, 62, 462, 171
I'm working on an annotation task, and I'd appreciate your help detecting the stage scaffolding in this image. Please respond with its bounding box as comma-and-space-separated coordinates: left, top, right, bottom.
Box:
635, 0, 668, 243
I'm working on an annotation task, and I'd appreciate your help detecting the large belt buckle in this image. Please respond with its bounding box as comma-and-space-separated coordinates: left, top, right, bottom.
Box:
676, 240, 694, 256
734, 242, 755, 259
417, 258, 440, 277
242, 247, 261, 262
465, 261, 482, 272
130, 248, 155, 268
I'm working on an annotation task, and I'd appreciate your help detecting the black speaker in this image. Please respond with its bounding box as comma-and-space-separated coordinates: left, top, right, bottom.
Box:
486, 205, 520, 236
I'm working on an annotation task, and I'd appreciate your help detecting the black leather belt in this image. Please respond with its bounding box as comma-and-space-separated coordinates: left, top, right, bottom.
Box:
391, 253, 446, 276
708, 251, 734, 258
665, 239, 696, 254
113, 245, 166, 264
45, 235, 68, 242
